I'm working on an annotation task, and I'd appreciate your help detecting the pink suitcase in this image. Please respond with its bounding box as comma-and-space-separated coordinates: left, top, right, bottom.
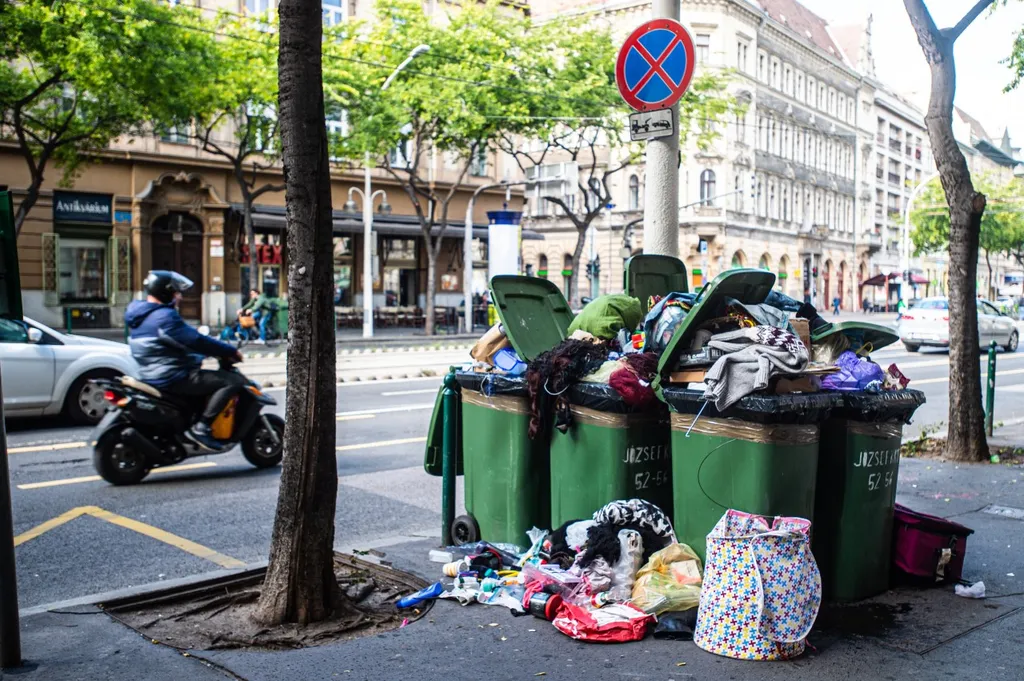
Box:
892, 504, 974, 583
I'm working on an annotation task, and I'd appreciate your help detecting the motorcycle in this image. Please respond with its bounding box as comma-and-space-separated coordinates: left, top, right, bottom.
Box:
89, 358, 284, 485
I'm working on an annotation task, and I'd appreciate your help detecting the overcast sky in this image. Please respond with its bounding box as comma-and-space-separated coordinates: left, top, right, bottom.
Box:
800, 0, 1024, 143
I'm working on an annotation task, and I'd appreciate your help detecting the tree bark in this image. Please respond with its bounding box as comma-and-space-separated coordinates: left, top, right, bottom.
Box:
424, 235, 436, 336
904, 0, 990, 462
569, 224, 588, 309
255, 0, 340, 625
12, 177, 41, 236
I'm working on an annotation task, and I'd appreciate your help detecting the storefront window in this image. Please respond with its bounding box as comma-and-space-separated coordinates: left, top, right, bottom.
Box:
333, 236, 353, 305
59, 238, 107, 302
240, 234, 284, 298
440, 273, 459, 291
378, 237, 418, 306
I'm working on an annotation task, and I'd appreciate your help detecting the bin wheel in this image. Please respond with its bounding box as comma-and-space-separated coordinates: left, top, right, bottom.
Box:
451, 515, 480, 545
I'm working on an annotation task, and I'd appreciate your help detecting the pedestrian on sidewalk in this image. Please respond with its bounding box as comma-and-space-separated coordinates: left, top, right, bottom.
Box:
832, 296, 841, 316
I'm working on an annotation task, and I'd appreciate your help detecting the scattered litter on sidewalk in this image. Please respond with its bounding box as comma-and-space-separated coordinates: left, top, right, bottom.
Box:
955, 582, 986, 598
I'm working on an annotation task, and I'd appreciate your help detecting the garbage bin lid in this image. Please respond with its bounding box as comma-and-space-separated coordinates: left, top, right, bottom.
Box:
624, 255, 688, 314
811, 321, 899, 354
654, 268, 776, 394
489, 275, 575, 362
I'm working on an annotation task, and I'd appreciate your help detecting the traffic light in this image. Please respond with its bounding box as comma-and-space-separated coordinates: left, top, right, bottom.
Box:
812, 266, 819, 277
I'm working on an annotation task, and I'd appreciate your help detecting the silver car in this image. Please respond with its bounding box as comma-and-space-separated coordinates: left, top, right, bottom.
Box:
898, 297, 1019, 353
0, 317, 138, 424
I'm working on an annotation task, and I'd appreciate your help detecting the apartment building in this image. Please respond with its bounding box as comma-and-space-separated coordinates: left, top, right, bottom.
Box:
526, 0, 870, 309
3, 0, 519, 329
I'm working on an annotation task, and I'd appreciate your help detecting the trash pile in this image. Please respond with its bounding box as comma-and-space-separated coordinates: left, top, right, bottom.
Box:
402, 499, 707, 644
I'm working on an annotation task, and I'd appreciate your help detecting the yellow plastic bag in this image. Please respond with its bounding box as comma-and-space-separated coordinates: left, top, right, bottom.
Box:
630, 543, 703, 615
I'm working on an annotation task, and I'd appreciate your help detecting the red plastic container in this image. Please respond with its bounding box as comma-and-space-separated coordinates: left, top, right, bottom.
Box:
892, 504, 974, 583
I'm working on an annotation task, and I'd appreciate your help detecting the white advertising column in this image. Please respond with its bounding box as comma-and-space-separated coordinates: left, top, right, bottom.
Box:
486, 210, 522, 284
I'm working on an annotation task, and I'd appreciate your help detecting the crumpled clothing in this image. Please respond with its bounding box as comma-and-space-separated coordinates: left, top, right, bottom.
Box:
821, 351, 884, 392
569, 329, 601, 343
593, 499, 677, 545
581, 360, 620, 384
526, 338, 613, 439
642, 293, 695, 353
579, 556, 613, 593
607, 353, 660, 407
703, 326, 809, 410
568, 294, 643, 341
726, 297, 790, 330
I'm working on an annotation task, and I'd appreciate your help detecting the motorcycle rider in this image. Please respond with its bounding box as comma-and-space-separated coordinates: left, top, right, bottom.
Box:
125, 270, 246, 451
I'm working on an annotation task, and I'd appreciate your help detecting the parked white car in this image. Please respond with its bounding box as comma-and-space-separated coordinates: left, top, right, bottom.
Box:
898, 297, 1019, 353
0, 317, 138, 424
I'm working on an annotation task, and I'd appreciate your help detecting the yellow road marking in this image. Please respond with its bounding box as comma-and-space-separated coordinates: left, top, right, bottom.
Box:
16, 462, 217, 490
336, 436, 426, 452
14, 505, 244, 569
8, 441, 88, 455
336, 414, 376, 422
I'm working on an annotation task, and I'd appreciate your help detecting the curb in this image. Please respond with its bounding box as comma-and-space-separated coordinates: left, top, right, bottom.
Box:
19, 531, 439, 617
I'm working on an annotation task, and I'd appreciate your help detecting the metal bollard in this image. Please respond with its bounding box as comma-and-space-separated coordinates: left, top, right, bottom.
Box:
441, 366, 458, 547
65, 308, 72, 335
986, 340, 997, 437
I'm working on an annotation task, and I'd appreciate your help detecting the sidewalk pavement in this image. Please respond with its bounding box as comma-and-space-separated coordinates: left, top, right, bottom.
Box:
11, 429, 1024, 681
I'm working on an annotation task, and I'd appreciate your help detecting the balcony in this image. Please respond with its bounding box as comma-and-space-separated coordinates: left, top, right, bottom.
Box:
889, 139, 901, 152
876, 167, 884, 179
875, 205, 884, 218
876, 132, 885, 144
915, 148, 922, 160
888, 173, 901, 185
887, 209, 902, 220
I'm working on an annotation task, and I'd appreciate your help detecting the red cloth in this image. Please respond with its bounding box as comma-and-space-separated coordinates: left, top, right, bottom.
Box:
552, 602, 654, 643
609, 368, 655, 408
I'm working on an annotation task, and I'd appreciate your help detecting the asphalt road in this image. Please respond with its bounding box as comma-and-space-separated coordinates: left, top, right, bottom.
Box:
6, 342, 1024, 609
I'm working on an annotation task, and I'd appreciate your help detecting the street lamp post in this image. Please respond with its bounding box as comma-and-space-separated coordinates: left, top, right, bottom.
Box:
353, 44, 430, 339
902, 171, 940, 297
344, 183, 391, 338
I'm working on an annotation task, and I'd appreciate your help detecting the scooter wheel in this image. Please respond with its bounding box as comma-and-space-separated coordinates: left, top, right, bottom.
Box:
451, 515, 480, 545
93, 431, 150, 485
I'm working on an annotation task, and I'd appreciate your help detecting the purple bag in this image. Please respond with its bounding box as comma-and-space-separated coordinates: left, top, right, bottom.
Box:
893, 504, 973, 583
822, 351, 884, 392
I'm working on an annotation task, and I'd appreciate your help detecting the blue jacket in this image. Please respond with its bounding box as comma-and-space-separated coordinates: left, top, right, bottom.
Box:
125, 301, 238, 387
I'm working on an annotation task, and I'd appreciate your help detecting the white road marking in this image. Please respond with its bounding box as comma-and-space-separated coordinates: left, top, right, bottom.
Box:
17, 462, 218, 490
380, 389, 438, 397
335, 404, 433, 417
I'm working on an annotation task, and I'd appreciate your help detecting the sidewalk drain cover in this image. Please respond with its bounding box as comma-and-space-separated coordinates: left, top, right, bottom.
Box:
982, 505, 1024, 520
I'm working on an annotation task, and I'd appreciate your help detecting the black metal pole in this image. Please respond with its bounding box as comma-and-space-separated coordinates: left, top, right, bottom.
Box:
0, 366, 22, 668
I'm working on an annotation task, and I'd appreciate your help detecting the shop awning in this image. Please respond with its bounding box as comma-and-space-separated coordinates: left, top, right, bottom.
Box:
860, 272, 930, 287
232, 204, 544, 241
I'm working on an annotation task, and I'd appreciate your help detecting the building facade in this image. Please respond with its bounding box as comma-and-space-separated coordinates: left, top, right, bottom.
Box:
3, 0, 521, 330
526, 0, 871, 310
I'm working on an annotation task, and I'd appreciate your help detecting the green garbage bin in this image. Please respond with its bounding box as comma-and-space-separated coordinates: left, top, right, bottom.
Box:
623, 254, 689, 314
809, 321, 927, 601
549, 383, 672, 527
653, 268, 841, 560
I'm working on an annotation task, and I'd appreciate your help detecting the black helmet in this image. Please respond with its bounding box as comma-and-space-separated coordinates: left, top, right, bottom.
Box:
143, 270, 193, 304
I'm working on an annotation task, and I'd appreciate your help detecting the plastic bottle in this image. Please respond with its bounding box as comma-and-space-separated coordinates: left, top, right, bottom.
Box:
396, 581, 444, 608
590, 592, 612, 608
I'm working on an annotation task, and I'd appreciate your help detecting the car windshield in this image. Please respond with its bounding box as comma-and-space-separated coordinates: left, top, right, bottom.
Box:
914, 299, 949, 310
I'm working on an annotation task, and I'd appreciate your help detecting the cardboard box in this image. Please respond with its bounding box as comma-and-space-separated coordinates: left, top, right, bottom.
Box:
670, 368, 707, 384
790, 318, 811, 352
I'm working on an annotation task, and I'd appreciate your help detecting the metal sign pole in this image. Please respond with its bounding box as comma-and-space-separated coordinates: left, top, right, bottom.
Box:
0, 367, 22, 669
643, 0, 681, 258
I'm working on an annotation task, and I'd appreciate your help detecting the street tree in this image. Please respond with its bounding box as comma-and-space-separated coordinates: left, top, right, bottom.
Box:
335, 0, 577, 334
255, 0, 340, 625
911, 174, 1024, 298
902, 0, 1005, 461
195, 16, 285, 294
0, 0, 221, 235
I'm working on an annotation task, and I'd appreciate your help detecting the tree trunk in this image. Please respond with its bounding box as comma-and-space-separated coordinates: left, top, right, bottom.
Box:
424, 233, 436, 336
13, 176, 42, 237
910, 12, 989, 462
255, 0, 340, 626
985, 249, 993, 301
569, 224, 588, 309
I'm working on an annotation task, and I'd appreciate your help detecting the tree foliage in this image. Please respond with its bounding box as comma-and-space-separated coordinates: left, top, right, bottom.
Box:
0, 0, 223, 234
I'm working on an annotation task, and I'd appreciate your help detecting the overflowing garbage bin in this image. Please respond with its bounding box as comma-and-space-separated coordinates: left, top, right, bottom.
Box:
809, 323, 927, 601
651, 269, 842, 560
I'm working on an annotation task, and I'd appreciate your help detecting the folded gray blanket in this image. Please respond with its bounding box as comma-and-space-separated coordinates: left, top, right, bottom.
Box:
703, 326, 809, 410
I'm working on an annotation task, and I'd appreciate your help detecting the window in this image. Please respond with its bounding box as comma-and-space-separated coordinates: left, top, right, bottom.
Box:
700, 169, 716, 205
469, 147, 488, 177
807, 77, 816, 106
782, 124, 790, 159
59, 238, 108, 302
796, 72, 804, 100
695, 33, 711, 63
389, 138, 413, 169
322, 0, 345, 25
757, 116, 766, 150
758, 52, 766, 81
0, 318, 29, 344
246, 0, 274, 13
538, 254, 548, 278
768, 182, 776, 218
819, 84, 826, 111
734, 174, 744, 212
756, 179, 764, 216
333, 237, 353, 306
628, 175, 640, 211
771, 60, 779, 88
562, 254, 573, 299
782, 186, 789, 221
769, 119, 777, 154
160, 124, 190, 144
737, 41, 748, 71
783, 65, 792, 94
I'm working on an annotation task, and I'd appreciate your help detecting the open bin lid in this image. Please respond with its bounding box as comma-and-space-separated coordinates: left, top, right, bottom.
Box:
811, 321, 899, 354
489, 275, 575, 362
624, 255, 688, 314
653, 268, 777, 394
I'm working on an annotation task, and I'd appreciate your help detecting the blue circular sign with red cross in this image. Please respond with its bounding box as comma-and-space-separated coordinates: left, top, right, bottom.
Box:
615, 19, 696, 112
